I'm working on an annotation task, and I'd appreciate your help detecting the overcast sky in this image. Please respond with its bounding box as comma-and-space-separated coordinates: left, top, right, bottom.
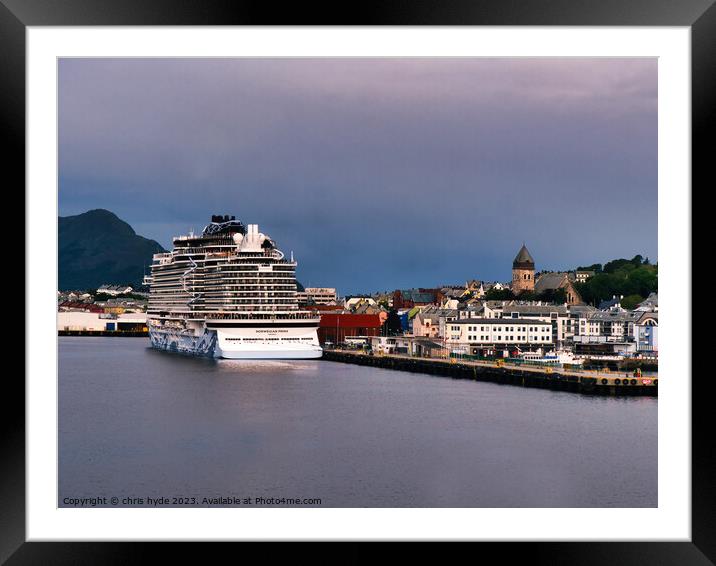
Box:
59, 58, 657, 295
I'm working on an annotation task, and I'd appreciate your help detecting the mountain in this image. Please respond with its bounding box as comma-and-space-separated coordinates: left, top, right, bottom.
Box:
59, 209, 166, 290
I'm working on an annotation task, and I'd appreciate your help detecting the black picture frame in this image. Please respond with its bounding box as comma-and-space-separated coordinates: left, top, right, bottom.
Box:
7, 0, 710, 562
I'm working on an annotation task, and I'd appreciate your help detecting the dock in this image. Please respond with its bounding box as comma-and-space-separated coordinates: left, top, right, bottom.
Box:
322, 350, 657, 396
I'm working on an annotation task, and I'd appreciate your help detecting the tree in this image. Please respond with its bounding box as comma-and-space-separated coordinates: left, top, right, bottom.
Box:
621, 294, 644, 310
485, 288, 514, 300
384, 308, 403, 336
573, 257, 657, 307
576, 263, 602, 273
536, 288, 566, 304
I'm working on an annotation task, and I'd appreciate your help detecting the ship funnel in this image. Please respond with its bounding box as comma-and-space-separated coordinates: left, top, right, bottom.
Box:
239, 224, 263, 252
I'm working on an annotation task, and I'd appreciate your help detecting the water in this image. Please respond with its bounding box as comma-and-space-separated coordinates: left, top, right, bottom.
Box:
59, 337, 657, 507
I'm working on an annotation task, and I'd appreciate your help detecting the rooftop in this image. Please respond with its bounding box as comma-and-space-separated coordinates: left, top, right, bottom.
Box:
513, 244, 535, 267
453, 318, 551, 325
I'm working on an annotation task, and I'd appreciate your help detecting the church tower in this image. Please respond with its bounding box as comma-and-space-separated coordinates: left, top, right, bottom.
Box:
512, 244, 535, 294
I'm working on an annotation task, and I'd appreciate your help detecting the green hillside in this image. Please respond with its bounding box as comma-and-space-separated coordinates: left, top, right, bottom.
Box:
574, 255, 657, 308
59, 209, 166, 290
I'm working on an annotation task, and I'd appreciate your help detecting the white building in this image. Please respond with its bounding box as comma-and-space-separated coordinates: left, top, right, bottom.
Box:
296, 287, 338, 305
344, 296, 376, 310
97, 285, 134, 296
501, 304, 571, 346
570, 308, 657, 356
445, 318, 553, 355
574, 270, 595, 283
635, 324, 658, 352
58, 312, 147, 332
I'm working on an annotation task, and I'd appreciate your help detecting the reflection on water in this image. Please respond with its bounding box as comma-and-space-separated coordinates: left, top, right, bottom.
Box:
215, 359, 321, 373
59, 337, 657, 508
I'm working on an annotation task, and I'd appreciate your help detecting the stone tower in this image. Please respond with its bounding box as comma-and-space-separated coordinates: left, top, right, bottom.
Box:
512, 244, 535, 294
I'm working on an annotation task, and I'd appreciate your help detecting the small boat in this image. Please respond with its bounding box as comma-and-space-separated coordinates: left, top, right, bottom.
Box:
517, 350, 584, 366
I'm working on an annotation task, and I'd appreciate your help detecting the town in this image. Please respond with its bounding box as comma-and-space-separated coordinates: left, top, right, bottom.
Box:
58, 244, 658, 371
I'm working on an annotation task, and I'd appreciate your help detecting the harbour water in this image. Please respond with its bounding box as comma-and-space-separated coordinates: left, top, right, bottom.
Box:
59, 337, 657, 507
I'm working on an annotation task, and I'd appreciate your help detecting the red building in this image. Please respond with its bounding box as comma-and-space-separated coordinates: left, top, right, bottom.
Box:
58, 301, 105, 313
317, 313, 382, 345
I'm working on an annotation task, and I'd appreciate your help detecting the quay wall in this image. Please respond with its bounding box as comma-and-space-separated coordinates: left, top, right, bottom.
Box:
322, 351, 657, 397
59, 330, 148, 337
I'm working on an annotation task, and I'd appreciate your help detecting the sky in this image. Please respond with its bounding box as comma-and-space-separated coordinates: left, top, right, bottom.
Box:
59, 58, 657, 295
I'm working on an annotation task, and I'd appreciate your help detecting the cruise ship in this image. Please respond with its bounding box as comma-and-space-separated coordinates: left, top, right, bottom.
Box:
144, 215, 322, 359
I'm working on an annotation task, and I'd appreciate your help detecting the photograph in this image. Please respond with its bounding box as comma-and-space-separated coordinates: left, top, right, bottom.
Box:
56, 56, 660, 509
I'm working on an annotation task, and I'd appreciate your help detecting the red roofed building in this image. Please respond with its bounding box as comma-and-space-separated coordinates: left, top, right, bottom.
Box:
58, 301, 104, 313
318, 313, 383, 345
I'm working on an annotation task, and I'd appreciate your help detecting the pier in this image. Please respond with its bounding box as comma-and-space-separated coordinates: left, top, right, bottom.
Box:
322, 350, 657, 396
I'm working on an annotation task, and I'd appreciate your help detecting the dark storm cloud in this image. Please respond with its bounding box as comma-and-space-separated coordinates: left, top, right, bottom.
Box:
59, 58, 657, 294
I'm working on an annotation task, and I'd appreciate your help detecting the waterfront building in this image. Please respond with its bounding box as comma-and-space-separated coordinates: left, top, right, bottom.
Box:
296, 287, 338, 306
635, 317, 659, 353
511, 244, 535, 294
502, 303, 571, 347
58, 311, 147, 332
570, 307, 657, 355
317, 313, 382, 345
445, 318, 553, 356
370, 335, 447, 358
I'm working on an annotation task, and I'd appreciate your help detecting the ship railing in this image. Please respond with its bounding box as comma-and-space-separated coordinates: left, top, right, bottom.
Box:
204, 311, 318, 321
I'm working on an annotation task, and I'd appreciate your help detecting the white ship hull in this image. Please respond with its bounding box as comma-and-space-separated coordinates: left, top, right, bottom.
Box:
149, 323, 322, 360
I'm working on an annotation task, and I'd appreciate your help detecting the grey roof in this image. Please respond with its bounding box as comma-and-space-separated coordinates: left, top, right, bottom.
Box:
569, 305, 597, 314
513, 244, 535, 266
598, 297, 622, 310
503, 304, 568, 315
410, 337, 444, 348
415, 306, 458, 319
442, 288, 466, 298
636, 292, 658, 309
534, 272, 568, 293
587, 311, 642, 322
399, 289, 436, 303
454, 318, 551, 325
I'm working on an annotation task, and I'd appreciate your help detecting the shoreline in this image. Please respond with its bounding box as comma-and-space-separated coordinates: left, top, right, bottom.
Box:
322, 350, 657, 397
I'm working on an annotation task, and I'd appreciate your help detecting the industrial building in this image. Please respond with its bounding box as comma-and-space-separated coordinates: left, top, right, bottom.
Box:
57, 312, 148, 333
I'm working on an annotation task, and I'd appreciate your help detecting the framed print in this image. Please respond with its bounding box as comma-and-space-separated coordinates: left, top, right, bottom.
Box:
8, 0, 712, 562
